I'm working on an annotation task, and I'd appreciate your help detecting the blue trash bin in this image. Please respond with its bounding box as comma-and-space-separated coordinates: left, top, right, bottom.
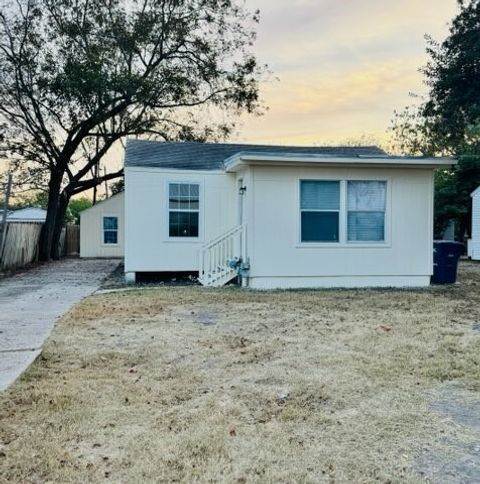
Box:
432, 241, 464, 284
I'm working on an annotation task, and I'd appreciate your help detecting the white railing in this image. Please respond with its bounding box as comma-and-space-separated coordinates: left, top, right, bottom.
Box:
198, 225, 246, 287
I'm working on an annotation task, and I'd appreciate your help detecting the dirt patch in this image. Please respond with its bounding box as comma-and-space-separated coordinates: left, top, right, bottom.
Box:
416, 383, 480, 483
0, 262, 480, 482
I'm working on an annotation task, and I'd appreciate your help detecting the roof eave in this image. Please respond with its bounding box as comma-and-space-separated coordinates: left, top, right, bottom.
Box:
224, 154, 457, 172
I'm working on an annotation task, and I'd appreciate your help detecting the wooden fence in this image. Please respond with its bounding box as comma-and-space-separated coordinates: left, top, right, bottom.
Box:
65, 224, 80, 256
0, 222, 80, 271
0, 222, 43, 271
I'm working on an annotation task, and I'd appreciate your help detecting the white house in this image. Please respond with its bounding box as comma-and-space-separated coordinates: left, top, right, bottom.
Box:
124, 139, 455, 289
79, 192, 124, 258
468, 186, 480, 260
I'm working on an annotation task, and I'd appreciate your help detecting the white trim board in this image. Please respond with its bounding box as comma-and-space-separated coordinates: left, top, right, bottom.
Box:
248, 275, 431, 290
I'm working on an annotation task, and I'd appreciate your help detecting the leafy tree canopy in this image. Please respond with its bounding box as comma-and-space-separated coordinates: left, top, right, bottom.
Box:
65, 197, 92, 224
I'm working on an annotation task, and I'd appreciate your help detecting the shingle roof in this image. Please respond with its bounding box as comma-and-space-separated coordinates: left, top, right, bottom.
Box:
124, 139, 387, 171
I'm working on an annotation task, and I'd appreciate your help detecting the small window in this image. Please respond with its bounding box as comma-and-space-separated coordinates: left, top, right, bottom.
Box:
103, 216, 118, 244
300, 180, 340, 242
169, 183, 199, 237
347, 181, 386, 242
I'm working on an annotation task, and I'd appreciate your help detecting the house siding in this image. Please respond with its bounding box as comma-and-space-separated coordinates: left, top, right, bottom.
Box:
125, 163, 437, 288
80, 192, 124, 258
124, 167, 237, 273
245, 165, 434, 288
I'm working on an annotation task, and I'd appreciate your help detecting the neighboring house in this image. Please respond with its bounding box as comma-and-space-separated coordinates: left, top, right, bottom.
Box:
124, 139, 454, 288
468, 186, 480, 260
7, 207, 46, 223
79, 192, 124, 258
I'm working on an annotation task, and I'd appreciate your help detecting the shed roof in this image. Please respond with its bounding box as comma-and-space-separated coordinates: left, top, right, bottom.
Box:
124, 139, 388, 171
7, 207, 46, 222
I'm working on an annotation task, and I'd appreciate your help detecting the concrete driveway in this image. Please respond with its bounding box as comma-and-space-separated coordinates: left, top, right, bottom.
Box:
0, 258, 119, 391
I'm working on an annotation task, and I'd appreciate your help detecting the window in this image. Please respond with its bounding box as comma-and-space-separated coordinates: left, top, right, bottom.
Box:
169, 183, 199, 237
347, 181, 386, 242
103, 216, 118, 244
300, 180, 340, 242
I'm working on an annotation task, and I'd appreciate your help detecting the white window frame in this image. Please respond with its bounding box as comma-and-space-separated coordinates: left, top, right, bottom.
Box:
102, 215, 119, 246
297, 177, 391, 248
165, 180, 203, 242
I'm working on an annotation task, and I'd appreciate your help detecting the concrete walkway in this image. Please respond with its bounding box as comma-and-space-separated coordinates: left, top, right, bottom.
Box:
0, 258, 119, 391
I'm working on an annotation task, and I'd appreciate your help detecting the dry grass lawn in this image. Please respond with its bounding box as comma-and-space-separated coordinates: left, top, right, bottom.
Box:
1, 263, 480, 483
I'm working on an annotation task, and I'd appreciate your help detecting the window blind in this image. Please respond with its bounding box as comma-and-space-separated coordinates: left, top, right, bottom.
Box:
347, 181, 386, 242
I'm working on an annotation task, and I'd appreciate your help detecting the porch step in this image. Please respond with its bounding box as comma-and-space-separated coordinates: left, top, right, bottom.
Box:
198, 225, 246, 287
198, 267, 237, 287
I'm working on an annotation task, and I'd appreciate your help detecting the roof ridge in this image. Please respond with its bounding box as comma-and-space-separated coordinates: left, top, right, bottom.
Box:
125, 138, 384, 151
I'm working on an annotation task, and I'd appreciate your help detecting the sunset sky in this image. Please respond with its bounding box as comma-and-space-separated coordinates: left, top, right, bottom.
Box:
236, 0, 459, 148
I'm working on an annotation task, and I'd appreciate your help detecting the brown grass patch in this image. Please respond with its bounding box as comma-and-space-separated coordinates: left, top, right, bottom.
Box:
1, 263, 480, 482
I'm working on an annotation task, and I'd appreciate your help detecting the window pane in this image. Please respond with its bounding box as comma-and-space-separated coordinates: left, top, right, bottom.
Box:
104, 230, 118, 244
169, 183, 199, 210
348, 181, 386, 211
169, 211, 199, 237
177, 198, 191, 210
169, 197, 179, 209
301, 212, 339, 242
189, 184, 199, 209
103, 217, 118, 230
301, 181, 340, 210
348, 212, 385, 242
169, 184, 179, 197
190, 184, 199, 198
179, 183, 189, 197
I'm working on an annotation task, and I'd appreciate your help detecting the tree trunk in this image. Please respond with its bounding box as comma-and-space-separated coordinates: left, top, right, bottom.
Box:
39, 175, 62, 261
51, 191, 69, 260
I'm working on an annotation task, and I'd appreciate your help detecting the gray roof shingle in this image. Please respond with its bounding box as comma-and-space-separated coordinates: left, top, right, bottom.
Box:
124, 139, 387, 171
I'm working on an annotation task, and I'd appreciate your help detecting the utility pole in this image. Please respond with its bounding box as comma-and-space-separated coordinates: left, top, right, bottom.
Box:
103, 167, 109, 199
92, 136, 100, 205
0, 172, 13, 257
92, 160, 99, 205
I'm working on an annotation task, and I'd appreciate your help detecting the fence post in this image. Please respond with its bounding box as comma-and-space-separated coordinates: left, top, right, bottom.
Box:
0, 173, 12, 258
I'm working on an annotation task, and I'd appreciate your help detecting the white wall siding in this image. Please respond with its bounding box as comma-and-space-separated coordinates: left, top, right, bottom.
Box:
80, 192, 124, 258
125, 163, 436, 288
246, 165, 434, 288
471, 189, 480, 260
125, 167, 237, 273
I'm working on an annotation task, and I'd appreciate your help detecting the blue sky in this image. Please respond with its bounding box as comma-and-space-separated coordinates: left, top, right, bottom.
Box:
236, 0, 459, 146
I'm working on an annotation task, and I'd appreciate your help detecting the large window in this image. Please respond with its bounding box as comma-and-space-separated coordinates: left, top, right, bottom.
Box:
300, 179, 387, 244
103, 216, 118, 244
347, 181, 386, 242
168, 183, 199, 237
300, 180, 340, 242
